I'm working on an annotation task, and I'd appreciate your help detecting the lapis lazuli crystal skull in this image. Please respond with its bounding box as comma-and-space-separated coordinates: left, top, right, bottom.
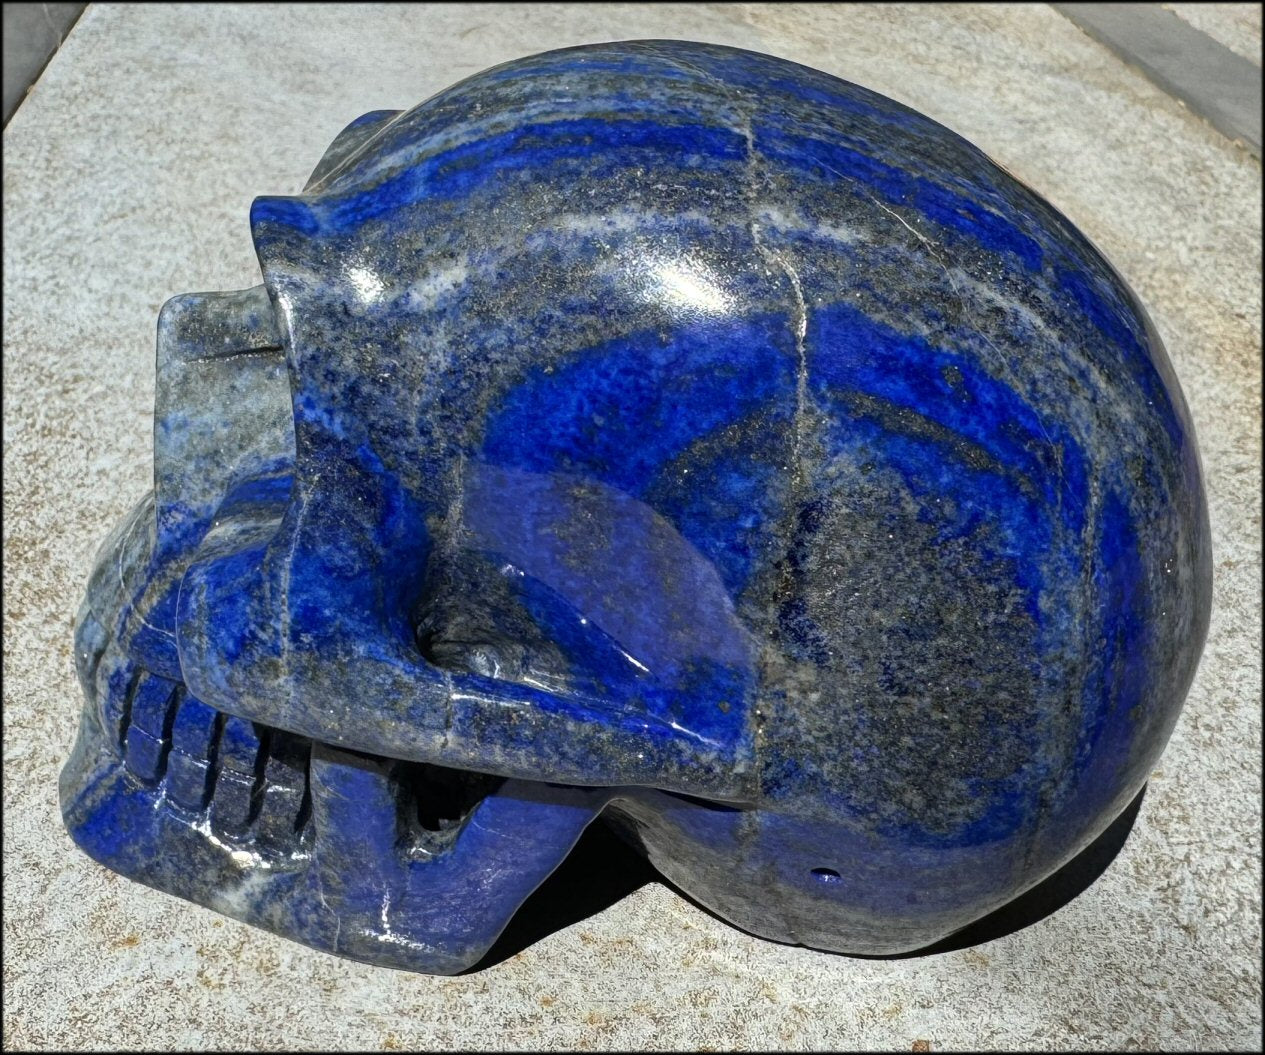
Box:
61, 40, 1212, 974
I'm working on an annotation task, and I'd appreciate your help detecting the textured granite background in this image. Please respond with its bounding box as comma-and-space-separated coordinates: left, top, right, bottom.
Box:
3, 3, 1260, 1050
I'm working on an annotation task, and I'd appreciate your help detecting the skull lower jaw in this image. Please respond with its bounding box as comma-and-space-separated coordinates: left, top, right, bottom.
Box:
60, 495, 594, 974
59, 736, 497, 974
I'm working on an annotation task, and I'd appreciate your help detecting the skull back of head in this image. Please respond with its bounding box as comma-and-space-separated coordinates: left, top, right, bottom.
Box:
62, 40, 1212, 974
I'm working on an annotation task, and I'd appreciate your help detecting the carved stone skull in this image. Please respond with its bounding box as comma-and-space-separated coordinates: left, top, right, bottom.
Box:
62, 40, 1212, 974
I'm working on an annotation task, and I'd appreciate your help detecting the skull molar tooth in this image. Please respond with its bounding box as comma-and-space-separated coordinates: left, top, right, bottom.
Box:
208, 715, 266, 840
73, 602, 108, 700
252, 731, 313, 849
123, 673, 180, 784
166, 694, 223, 811
100, 659, 137, 751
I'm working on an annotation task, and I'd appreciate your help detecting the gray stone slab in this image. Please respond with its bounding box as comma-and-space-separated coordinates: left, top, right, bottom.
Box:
1054, 2, 1262, 156
1164, 2, 1262, 66
2, 2, 86, 126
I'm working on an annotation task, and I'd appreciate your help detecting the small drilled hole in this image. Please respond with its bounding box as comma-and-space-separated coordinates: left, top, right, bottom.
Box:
811, 867, 842, 884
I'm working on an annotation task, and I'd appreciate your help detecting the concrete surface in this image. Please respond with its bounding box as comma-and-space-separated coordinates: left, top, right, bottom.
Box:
3, 3, 1260, 1051
1165, 2, 1262, 65
2, 3, 87, 126
1054, 3, 1262, 157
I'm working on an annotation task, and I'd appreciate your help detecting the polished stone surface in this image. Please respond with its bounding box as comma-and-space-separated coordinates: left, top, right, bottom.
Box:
6, 4, 1260, 1049
59, 38, 1210, 976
